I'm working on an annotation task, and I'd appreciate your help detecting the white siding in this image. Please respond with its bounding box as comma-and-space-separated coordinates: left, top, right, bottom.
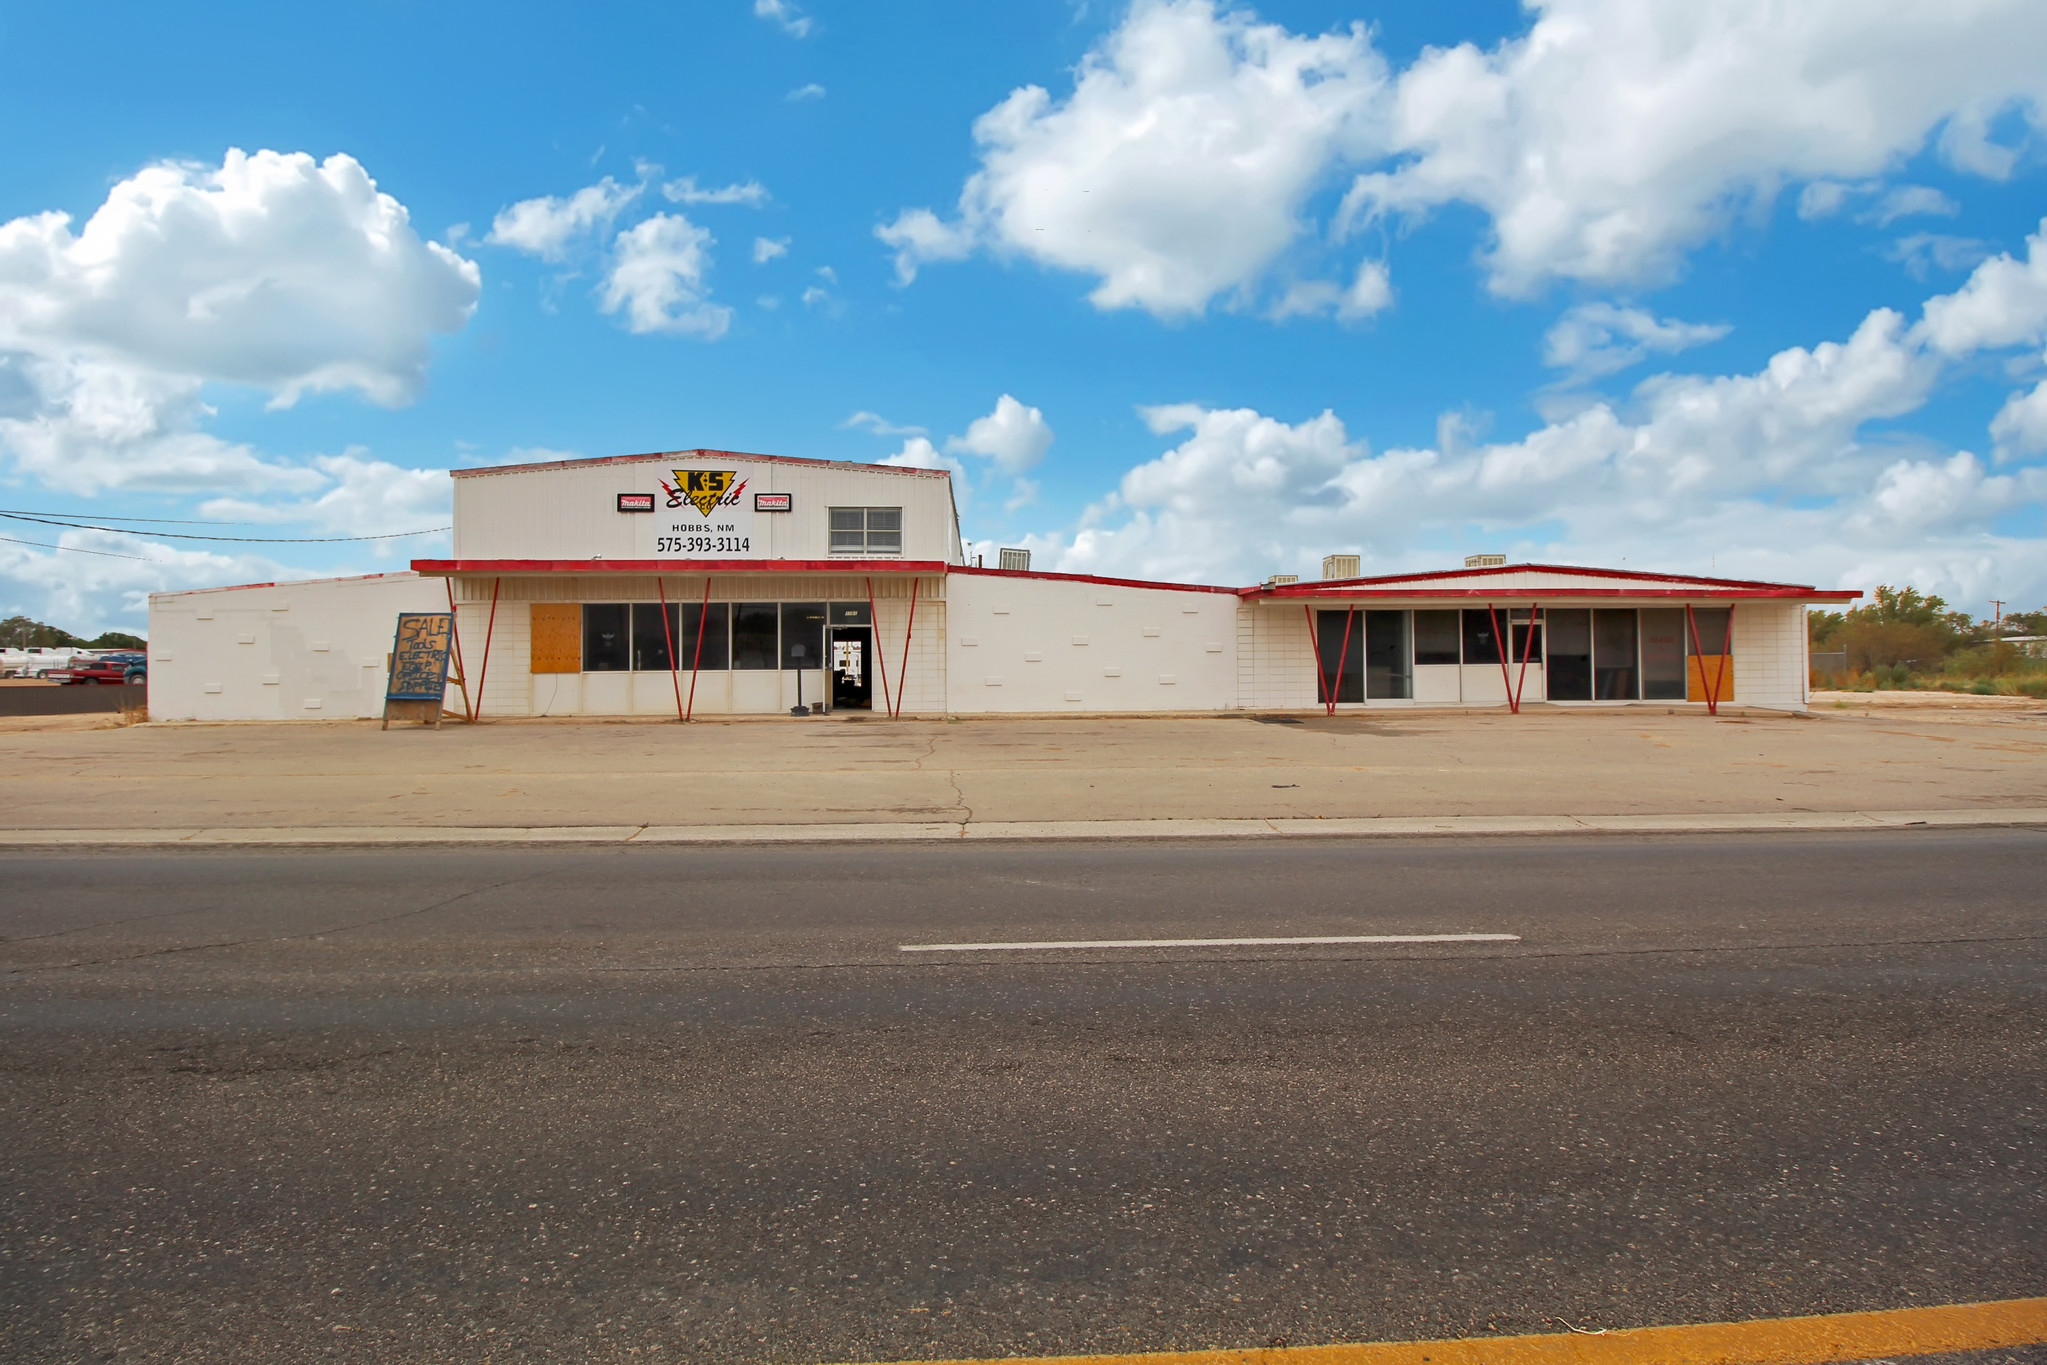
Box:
944, 574, 1239, 714
1239, 603, 1318, 710
1732, 601, 1807, 710
148, 573, 448, 721
452, 455, 959, 564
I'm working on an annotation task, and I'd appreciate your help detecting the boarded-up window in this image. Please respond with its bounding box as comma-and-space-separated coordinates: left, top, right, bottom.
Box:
531, 603, 581, 674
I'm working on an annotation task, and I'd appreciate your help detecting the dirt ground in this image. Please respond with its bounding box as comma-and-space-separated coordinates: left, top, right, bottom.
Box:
2, 696, 2042, 830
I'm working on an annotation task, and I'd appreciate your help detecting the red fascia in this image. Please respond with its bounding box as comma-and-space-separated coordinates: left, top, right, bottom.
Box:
947, 563, 1241, 595
411, 558, 949, 575
1278, 561, 1834, 592
1253, 585, 1860, 602
450, 448, 952, 481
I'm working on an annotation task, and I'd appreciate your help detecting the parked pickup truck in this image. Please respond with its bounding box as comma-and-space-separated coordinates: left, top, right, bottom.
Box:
51, 654, 146, 685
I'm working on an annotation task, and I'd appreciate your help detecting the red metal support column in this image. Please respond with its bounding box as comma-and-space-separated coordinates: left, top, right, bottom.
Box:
892, 577, 920, 718
866, 577, 892, 720
658, 576, 684, 723
1685, 604, 1731, 715
685, 576, 712, 721
1488, 604, 1517, 713
472, 576, 500, 721
1330, 607, 1355, 716
444, 577, 475, 723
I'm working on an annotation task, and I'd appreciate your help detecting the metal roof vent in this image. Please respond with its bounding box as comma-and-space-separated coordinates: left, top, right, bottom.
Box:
1264, 573, 1300, 587
998, 547, 1030, 571
1321, 554, 1361, 580
1464, 553, 1507, 568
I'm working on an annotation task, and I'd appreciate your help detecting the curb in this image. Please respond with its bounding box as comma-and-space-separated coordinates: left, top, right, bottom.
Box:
2, 809, 2045, 848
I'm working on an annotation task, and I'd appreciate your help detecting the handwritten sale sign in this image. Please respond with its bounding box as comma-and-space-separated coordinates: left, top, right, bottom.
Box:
387, 612, 453, 701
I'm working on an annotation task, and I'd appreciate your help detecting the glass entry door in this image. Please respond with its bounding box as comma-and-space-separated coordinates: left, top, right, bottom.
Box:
829, 627, 873, 710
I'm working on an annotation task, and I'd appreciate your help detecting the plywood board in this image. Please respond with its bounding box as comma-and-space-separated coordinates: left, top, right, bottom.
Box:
531, 603, 582, 674
1688, 655, 1735, 703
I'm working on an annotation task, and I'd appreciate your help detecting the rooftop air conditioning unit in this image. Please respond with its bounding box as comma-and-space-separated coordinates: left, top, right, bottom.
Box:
1321, 554, 1361, 580
1265, 573, 1300, 587
998, 547, 1030, 571
1464, 553, 1507, 568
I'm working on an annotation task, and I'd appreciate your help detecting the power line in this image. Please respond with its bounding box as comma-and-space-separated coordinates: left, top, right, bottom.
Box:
0, 510, 261, 526
0, 534, 159, 561
0, 510, 450, 544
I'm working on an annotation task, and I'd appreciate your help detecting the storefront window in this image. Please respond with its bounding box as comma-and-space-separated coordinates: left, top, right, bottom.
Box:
1546, 609, 1592, 700
583, 604, 630, 672
1365, 610, 1411, 699
1461, 609, 1503, 666
1315, 609, 1363, 703
780, 602, 827, 670
1413, 610, 1460, 665
732, 602, 778, 669
1688, 607, 1731, 656
1593, 608, 1638, 699
679, 603, 730, 671
631, 603, 679, 672
1640, 608, 1686, 700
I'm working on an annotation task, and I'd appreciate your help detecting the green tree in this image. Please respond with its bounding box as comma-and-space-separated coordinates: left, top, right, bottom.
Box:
1839, 585, 1971, 670
0, 615, 84, 649
86, 631, 147, 649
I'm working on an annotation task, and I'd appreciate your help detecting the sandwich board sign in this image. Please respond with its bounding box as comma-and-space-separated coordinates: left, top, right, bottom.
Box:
384, 611, 453, 729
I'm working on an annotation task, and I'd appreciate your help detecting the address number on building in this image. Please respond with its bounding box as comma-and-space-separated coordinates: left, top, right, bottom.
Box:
658, 535, 751, 554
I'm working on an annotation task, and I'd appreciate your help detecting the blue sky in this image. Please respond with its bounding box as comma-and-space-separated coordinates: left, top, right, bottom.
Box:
3, 0, 2047, 634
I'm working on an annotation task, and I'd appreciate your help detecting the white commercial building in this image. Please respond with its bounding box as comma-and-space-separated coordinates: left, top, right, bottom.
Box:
148, 450, 1857, 721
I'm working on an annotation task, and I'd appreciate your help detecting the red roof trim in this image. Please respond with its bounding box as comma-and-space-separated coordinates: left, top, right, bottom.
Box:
1249, 561, 1844, 595
1254, 586, 1861, 602
451, 448, 951, 480
150, 570, 417, 600
412, 558, 948, 575
948, 563, 1240, 595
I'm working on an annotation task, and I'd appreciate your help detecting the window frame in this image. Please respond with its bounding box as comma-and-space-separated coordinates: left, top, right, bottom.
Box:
827, 506, 904, 555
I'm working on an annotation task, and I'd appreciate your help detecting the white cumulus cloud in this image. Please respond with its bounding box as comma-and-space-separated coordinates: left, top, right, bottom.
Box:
752, 236, 790, 264
0, 148, 477, 502
1991, 380, 2047, 459
877, 0, 1386, 317
1914, 218, 2047, 355
948, 394, 1055, 474
1346, 0, 2047, 294
888, 0, 2047, 312
1024, 251, 2047, 604
663, 176, 769, 207
754, 0, 811, 38
601, 214, 732, 338
1543, 303, 1732, 382
486, 176, 643, 260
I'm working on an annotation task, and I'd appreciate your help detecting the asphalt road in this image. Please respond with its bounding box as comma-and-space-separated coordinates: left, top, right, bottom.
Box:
3, 831, 2044, 1364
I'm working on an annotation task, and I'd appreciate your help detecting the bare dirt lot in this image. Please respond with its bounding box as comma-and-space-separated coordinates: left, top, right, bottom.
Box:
2, 698, 2042, 830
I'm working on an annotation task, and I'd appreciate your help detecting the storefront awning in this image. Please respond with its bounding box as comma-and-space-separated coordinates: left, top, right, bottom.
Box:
410, 558, 949, 575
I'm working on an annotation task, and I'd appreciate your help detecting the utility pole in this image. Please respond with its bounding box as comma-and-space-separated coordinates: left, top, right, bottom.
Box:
1991, 599, 2005, 635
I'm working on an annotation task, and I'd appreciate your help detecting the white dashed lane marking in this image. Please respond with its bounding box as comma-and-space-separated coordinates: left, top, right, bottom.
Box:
899, 933, 1520, 953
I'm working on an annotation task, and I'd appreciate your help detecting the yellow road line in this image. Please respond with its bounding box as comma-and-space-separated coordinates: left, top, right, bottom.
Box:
844, 1296, 2047, 1365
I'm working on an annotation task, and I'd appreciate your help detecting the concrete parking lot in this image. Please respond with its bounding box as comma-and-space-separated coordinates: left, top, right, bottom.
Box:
1, 695, 2042, 832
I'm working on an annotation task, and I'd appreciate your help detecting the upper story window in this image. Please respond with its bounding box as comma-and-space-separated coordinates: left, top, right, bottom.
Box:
829, 506, 901, 554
